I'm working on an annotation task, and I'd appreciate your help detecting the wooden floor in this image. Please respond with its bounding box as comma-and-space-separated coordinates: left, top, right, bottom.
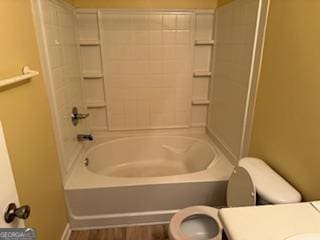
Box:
70, 224, 169, 240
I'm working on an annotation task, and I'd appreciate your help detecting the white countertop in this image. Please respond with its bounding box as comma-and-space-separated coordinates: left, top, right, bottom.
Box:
219, 202, 320, 240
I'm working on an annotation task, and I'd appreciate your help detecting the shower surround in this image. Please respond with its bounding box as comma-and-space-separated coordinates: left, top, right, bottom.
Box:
32, 0, 266, 230
77, 9, 215, 132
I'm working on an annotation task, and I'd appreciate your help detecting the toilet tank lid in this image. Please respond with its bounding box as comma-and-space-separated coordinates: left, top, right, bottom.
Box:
238, 158, 302, 204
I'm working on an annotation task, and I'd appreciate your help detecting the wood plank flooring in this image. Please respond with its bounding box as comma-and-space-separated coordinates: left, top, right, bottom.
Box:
70, 224, 169, 240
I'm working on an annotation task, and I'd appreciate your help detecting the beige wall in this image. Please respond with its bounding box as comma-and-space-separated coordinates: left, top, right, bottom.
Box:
64, 0, 74, 4
217, 0, 234, 7
250, 0, 320, 201
72, 0, 217, 9
0, 1, 68, 239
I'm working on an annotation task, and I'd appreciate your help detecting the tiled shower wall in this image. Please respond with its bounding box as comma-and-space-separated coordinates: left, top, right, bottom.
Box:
208, 0, 260, 160
77, 10, 215, 132
39, 0, 87, 176
101, 12, 194, 130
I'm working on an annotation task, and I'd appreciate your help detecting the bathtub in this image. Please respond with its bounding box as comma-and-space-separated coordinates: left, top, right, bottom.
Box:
65, 134, 233, 229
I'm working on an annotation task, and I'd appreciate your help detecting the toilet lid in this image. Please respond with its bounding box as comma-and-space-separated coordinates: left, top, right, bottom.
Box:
227, 166, 256, 207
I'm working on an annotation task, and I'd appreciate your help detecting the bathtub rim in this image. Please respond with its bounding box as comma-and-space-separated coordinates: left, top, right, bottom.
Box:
85, 135, 219, 178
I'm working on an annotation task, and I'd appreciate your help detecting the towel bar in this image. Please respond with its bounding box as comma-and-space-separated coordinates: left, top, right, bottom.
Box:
0, 66, 39, 89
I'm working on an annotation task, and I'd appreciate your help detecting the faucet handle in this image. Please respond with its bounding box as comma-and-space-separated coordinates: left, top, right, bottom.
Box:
72, 107, 89, 126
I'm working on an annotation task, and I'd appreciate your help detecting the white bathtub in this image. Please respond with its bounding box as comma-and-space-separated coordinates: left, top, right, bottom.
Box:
65, 134, 233, 229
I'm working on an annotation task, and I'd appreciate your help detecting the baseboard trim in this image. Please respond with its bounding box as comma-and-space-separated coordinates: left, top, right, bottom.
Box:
61, 223, 72, 240
71, 220, 170, 231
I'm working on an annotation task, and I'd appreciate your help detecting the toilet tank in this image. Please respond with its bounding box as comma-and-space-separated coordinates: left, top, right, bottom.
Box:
238, 158, 302, 204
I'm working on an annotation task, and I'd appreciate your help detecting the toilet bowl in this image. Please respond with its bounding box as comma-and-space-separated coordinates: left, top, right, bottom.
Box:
169, 206, 222, 240
169, 158, 302, 240
169, 164, 255, 240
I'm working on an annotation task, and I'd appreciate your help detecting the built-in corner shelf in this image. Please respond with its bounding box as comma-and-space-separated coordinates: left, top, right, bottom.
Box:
79, 40, 100, 46
193, 71, 212, 77
192, 99, 210, 105
87, 101, 107, 108
82, 72, 103, 79
195, 40, 215, 46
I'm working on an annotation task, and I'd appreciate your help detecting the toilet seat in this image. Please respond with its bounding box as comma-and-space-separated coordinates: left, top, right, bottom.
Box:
169, 206, 222, 240
169, 166, 256, 240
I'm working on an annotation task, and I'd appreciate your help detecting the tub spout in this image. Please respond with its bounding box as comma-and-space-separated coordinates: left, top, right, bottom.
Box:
77, 134, 93, 142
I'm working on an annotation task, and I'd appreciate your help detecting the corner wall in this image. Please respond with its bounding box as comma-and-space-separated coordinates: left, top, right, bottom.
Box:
208, 0, 260, 161
0, 1, 68, 239
249, 0, 320, 200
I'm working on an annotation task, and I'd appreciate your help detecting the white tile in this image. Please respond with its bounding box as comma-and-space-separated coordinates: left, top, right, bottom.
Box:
115, 15, 132, 31
194, 46, 212, 70
60, 26, 75, 45
133, 31, 149, 45
149, 46, 163, 60
48, 46, 63, 68
132, 15, 148, 31
176, 112, 188, 125
195, 14, 214, 40
164, 60, 180, 73
133, 46, 149, 60
84, 78, 105, 103
115, 31, 134, 45
80, 46, 102, 73
58, 12, 74, 28
63, 45, 79, 65
88, 108, 108, 129
163, 30, 176, 44
176, 100, 189, 111
42, 1, 58, 25
55, 86, 66, 110
45, 25, 60, 46
109, 101, 125, 115
149, 61, 163, 74
109, 114, 125, 129
149, 31, 162, 45
175, 46, 191, 59
51, 67, 64, 90
177, 15, 192, 30
131, 61, 149, 74
121, 46, 135, 60
192, 106, 208, 125
176, 30, 191, 45
148, 15, 163, 30
193, 77, 210, 99
163, 15, 176, 30
77, 13, 99, 40
163, 46, 177, 60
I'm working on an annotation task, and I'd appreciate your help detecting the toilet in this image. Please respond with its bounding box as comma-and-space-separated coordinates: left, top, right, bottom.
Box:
169, 158, 302, 240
